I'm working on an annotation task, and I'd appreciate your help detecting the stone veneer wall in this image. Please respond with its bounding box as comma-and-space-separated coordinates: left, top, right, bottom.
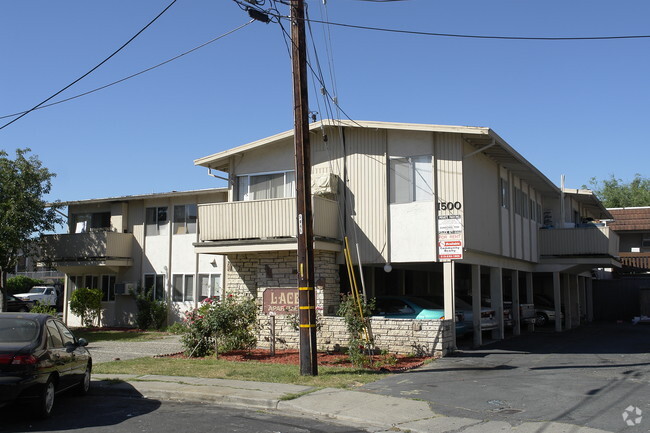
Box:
257, 316, 453, 357
225, 249, 340, 315
225, 249, 454, 357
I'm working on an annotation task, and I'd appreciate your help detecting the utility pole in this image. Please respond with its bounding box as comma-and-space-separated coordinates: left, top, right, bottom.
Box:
291, 0, 318, 376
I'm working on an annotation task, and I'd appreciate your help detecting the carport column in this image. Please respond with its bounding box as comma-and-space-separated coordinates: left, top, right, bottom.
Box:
578, 276, 586, 323
563, 274, 573, 330
511, 270, 521, 336
443, 261, 457, 351
471, 264, 482, 348
553, 272, 562, 332
586, 278, 594, 322
573, 275, 581, 327
525, 272, 535, 332
490, 266, 504, 340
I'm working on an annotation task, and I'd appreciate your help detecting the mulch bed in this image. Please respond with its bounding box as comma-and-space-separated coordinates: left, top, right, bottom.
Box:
163, 349, 432, 372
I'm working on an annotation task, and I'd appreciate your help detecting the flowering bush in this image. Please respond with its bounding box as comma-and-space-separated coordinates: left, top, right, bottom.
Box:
181, 295, 258, 357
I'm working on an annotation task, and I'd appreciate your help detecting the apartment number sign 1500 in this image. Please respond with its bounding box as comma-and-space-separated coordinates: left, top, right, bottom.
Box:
437, 201, 462, 211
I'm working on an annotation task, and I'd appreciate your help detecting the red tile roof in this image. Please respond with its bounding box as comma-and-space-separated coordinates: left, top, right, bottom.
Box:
607, 207, 650, 231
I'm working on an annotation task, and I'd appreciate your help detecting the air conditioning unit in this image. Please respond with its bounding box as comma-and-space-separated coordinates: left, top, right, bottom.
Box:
114, 282, 136, 295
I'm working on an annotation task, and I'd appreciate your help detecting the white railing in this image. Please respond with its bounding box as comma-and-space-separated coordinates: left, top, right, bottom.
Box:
539, 226, 619, 257
198, 196, 340, 242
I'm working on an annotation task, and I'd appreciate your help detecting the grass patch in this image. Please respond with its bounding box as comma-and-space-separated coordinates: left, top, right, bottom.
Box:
93, 357, 388, 389
73, 329, 170, 343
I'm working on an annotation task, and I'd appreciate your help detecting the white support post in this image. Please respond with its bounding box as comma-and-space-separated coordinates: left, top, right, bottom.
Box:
586, 278, 594, 322
563, 274, 573, 330
526, 272, 535, 332
512, 270, 521, 336
553, 272, 562, 332
471, 264, 482, 348
579, 276, 586, 324
443, 261, 457, 351
491, 267, 504, 340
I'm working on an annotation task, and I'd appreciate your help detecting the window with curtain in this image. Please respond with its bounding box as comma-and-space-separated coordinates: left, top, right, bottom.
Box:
237, 171, 295, 201
389, 155, 433, 204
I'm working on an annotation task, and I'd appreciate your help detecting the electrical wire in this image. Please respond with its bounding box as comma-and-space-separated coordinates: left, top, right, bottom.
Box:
0, 0, 178, 130
273, 13, 650, 41
0, 20, 255, 121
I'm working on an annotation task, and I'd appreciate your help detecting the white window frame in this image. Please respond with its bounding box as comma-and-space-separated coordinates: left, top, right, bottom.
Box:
172, 274, 195, 302
500, 178, 510, 209
389, 155, 433, 204
145, 206, 169, 236
143, 273, 165, 301
198, 273, 221, 301
101, 274, 116, 302
236, 171, 295, 202
173, 204, 198, 235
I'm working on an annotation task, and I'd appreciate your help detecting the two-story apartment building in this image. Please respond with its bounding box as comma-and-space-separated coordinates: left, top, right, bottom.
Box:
43, 189, 228, 327
192, 120, 620, 355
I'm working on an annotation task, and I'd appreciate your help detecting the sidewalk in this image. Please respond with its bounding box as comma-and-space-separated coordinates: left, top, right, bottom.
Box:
92, 373, 613, 433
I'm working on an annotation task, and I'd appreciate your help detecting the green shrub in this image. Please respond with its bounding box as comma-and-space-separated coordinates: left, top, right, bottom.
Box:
337, 293, 375, 368
7, 276, 44, 294
133, 289, 168, 330
181, 295, 258, 357
30, 301, 58, 316
166, 321, 187, 334
69, 287, 103, 327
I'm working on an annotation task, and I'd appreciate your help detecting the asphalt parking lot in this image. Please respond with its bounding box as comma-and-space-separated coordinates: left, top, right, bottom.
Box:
362, 322, 650, 433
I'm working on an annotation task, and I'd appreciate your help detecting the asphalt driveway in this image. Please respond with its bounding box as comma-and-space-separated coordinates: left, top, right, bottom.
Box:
361, 322, 650, 433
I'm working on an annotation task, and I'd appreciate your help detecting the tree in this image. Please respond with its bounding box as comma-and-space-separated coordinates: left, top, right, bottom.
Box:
586, 174, 650, 208
0, 149, 62, 311
69, 287, 103, 327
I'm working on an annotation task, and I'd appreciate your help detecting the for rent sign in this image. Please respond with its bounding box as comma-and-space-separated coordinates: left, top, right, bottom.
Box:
263, 288, 299, 314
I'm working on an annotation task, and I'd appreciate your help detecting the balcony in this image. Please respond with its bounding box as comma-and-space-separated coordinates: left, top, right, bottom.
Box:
196, 196, 341, 253
539, 226, 619, 258
618, 252, 650, 272
42, 231, 134, 268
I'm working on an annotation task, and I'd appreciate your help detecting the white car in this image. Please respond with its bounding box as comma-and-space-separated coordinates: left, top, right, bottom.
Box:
14, 286, 58, 306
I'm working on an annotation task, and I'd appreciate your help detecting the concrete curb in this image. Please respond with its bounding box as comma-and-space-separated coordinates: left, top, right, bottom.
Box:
92, 375, 613, 433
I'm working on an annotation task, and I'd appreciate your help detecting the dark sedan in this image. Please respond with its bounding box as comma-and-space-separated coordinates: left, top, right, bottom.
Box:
7, 295, 33, 312
0, 313, 92, 418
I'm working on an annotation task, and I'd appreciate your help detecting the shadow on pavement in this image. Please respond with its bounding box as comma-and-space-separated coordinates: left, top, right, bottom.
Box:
0, 383, 159, 433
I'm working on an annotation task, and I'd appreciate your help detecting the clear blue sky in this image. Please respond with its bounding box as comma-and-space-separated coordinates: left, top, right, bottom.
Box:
1, 0, 648, 206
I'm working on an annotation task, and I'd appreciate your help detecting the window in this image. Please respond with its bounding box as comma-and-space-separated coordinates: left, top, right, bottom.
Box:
522, 193, 529, 219
55, 321, 75, 346
173, 204, 198, 235
46, 321, 63, 348
173, 274, 195, 302
84, 275, 98, 290
144, 274, 165, 300
101, 275, 116, 302
237, 171, 295, 201
72, 212, 111, 233
513, 188, 520, 215
500, 178, 510, 209
389, 155, 433, 204
145, 207, 169, 236
198, 274, 221, 301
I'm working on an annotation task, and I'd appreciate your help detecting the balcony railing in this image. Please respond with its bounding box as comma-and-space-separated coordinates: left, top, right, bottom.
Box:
619, 252, 650, 270
539, 226, 619, 257
42, 231, 134, 262
198, 196, 340, 242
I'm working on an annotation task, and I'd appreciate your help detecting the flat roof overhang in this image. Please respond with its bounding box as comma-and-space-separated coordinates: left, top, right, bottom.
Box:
194, 237, 341, 255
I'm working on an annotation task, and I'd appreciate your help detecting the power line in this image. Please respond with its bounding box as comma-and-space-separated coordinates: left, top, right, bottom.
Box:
0, 0, 178, 131
278, 15, 650, 41
0, 20, 254, 121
